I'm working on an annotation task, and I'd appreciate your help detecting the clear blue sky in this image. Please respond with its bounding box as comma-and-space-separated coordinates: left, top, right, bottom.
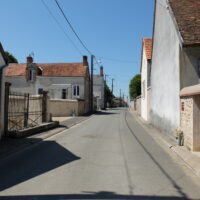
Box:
0, 0, 154, 98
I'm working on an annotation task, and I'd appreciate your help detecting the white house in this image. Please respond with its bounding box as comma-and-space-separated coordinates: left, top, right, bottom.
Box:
151, 0, 200, 150
141, 38, 152, 121
5, 56, 91, 113
0, 43, 8, 139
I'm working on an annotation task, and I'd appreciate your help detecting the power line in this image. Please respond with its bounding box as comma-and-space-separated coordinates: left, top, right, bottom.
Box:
54, 0, 92, 55
98, 56, 138, 64
41, 0, 82, 56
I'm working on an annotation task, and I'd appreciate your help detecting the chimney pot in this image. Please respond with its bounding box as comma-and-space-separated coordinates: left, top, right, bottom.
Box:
27, 56, 33, 64
100, 66, 104, 76
83, 56, 88, 66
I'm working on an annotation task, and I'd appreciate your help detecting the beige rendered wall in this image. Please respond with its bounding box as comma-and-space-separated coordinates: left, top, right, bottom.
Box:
136, 96, 141, 116
49, 99, 85, 117
147, 88, 151, 121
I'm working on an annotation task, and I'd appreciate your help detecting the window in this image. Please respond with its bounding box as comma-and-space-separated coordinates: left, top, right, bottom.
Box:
73, 85, 80, 97
62, 89, 67, 99
29, 69, 35, 81
38, 88, 43, 94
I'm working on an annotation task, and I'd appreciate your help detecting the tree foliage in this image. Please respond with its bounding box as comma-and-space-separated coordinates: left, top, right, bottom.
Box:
129, 74, 141, 100
4, 51, 18, 63
105, 84, 114, 105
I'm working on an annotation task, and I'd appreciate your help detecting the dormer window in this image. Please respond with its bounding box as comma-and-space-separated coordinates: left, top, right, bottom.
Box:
29, 69, 35, 81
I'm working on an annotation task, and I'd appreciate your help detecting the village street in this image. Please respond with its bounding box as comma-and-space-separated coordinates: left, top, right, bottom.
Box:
0, 108, 200, 200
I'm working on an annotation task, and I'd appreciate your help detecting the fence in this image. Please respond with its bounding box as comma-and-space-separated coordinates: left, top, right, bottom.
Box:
4, 83, 49, 134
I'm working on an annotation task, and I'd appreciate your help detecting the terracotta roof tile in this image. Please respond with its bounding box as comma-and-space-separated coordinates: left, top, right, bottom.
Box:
169, 0, 200, 46
142, 38, 152, 60
5, 62, 88, 77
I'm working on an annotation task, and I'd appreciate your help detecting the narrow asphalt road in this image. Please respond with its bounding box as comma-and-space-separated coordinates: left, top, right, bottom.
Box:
0, 108, 200, 200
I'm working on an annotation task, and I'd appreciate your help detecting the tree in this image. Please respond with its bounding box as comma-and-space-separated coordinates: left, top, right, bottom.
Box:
4, 51, 18, 63
129, 74, 141, 100
105, 84, 114, 106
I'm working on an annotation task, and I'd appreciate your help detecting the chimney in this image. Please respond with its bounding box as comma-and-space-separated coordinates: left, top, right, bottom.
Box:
83, 55, 88, 66
100, 66, 104, 76
27, 55, 33, 65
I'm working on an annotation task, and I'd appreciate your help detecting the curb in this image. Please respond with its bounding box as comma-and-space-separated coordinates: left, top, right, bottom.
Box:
129, 109, 200, 178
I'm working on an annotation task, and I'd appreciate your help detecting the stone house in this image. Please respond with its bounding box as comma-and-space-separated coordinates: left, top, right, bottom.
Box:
141, 38, 152, 121
0, 43, 8, 139
151, 0, 200, 151
5, 56, 90, 113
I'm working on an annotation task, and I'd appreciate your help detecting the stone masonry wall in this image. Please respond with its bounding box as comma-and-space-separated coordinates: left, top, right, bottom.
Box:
180, 96, 193, 150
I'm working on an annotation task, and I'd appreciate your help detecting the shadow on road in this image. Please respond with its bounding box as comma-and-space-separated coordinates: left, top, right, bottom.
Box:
95, 111, 118, 115
0, 141, 80, 191
0, 191, 192, 200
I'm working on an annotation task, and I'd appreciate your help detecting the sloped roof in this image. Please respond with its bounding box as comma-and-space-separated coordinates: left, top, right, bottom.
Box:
143, 38, 152, 60
5, 63, 88, 77
169, 0, 200, 46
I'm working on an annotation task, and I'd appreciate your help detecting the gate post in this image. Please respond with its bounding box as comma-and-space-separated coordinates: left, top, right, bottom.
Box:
4, 82, 11, 136
24, 93, 29, 128
42, 91, 48, 123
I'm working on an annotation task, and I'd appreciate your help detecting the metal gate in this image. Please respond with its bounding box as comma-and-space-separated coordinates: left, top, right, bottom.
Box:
5, 89, 43, 133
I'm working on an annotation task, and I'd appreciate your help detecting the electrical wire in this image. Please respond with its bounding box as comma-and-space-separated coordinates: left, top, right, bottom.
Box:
54, 0, 93, 55
41, 0, 83, 56
98, 56, 138, 64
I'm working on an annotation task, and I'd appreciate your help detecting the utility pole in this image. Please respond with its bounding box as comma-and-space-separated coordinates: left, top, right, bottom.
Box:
111, 78, 114, 95
120, 89, 122, 107
104, 74, 109, 109
90, 55, 94, 112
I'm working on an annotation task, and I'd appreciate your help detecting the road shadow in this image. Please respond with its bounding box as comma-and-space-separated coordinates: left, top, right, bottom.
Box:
0, 137, 43, 159
0, 191, 192, 200
0, 141, 80, 191
95, 111, 117, 115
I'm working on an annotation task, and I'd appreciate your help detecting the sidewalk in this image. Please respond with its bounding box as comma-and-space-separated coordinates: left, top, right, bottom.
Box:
129, 109, 200, 177
0, 114, 93, 160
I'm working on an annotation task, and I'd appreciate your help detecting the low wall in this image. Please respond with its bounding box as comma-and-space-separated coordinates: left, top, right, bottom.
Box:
49, 99, 85, 117
130, 96, 141, 115
136, 96, 141, 115
147, 88, 151, 121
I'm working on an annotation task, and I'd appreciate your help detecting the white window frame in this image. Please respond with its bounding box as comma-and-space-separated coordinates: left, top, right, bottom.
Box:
73, 85, 80, 98
29, 69, 35, 82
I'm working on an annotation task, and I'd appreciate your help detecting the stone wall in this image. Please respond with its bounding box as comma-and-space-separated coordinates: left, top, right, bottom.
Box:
180, 96, 193, 150
147, 88, 151, 121
180, 94, 200, 151
49, 99, 85, 117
